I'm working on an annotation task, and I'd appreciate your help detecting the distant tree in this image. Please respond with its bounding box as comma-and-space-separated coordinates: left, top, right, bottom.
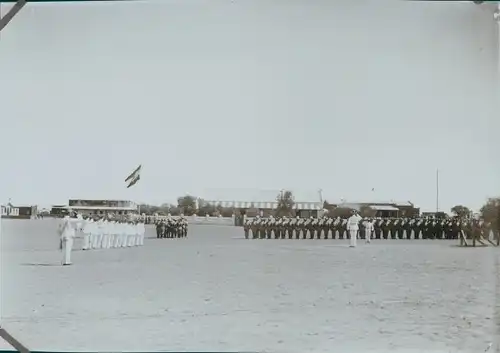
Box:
139, 204, 159, 215
323, 200, 336, 210
169, 206, 181, 216
276, 190, 295, 217
330, 207, 355, 219
360, 205, 377, 218
197, 199, 217, 216
480, 197, 500, 225
215, 203, 223, 216
450, 205, 471, 219
177, 195, 197, 216
220, 207, 234, 218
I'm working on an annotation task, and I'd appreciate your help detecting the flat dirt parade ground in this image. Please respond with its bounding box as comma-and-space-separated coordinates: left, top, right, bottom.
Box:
1, 219, 499, 353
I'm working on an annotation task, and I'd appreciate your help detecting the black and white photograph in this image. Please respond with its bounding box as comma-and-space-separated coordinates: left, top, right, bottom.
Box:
1, 0, 499, 352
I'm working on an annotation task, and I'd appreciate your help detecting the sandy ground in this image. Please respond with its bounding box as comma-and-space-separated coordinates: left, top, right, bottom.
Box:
0, 219, 499, 353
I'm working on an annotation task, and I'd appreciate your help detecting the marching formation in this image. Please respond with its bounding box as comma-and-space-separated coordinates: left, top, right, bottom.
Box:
58, 214, 146, 266
155, 217, 189, 238
243, 215, 499, 241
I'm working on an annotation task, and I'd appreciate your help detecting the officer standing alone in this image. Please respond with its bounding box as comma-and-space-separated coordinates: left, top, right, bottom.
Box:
347, 211, 362, 247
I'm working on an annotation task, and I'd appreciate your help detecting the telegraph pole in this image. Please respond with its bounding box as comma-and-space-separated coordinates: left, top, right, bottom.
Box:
436, 169, 440, 213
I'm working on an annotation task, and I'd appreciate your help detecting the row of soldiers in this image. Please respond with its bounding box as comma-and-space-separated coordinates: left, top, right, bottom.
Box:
79, 216, 146, 250
155, 217, 189, 238
243, 216, 499, 240
58, 213, 146, 266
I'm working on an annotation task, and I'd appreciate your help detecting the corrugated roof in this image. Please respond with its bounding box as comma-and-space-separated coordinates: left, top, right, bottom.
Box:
368, 205, 399, 211
205, 200, 322, 210
199, 188, 321, 204
328, 200, 415, 208
65, 206, 138, 211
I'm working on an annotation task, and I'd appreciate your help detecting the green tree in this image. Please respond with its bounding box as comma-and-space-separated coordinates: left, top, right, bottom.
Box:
138, 204, 160, 215
360, 205, 377, 218
220, 207, 234, 218
197, 199, 217, 216
330, 207, 355, 218
450, 205, 471, 219
480, 197, 500, 225
276, 190, 295, 217
177, 195, 197, 216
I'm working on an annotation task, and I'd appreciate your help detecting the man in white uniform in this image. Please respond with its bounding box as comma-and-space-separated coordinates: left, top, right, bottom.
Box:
139, 220, 145, 246
94, 217, 104, 249
122, 220, 129, 247
347, 211, 362, 248
87, 217, 96, 249
59, 214, 79, 265
82, 217, 93, 250
127, 221, 135, 246
113, 220, 122, 248
100, 218, 108, 249
107, 220, 116, 249
134, 221, 141, 246
363, 218, 374, 244
116, 220, 125, 247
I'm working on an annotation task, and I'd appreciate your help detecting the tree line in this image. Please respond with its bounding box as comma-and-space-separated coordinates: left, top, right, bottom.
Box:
138, 191, 500, 224
138, 191, 299, 217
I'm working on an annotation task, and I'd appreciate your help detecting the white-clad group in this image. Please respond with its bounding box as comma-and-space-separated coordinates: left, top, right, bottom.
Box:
58, 213, 146, 266
81, 217, 145, 250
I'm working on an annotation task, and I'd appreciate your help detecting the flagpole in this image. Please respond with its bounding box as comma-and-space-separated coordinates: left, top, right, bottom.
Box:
0, 0, 27, 33
436, 169, 439, 213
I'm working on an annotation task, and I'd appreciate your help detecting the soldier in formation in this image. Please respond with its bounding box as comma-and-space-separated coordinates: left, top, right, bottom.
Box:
242, 215, 499, 242
155, 215, 188, 238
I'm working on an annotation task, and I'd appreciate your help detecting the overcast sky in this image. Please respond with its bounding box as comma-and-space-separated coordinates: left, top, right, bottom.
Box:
0, 0, 498, 212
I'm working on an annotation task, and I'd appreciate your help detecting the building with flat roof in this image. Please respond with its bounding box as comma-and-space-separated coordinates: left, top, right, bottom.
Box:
327, 200, 420, 218
204, 200, 323, 218
51, 199, 139, 217
1, 203, 37, 219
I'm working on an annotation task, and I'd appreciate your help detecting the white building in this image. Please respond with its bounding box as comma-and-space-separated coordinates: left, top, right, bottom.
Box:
200, 188, 323, 218
52, 199, 139, 217
1, 203, 19, 217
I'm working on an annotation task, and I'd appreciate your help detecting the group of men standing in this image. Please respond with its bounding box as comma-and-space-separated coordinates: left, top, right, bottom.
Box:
58, 213, 146, 266
243, 213, 499, 245
155, 216, 188, 238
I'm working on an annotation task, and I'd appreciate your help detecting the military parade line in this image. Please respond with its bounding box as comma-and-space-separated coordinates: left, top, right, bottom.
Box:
59, 215, 147, 266
243, 215, 499, 241
154, 217, 189, 238
57, 214, 189, 266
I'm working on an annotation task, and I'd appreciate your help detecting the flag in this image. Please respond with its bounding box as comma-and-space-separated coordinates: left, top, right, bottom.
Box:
125, 165, 141, 188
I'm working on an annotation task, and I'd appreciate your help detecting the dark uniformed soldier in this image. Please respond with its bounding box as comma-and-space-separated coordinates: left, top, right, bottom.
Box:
341, 218, 348, 239
243, 218, 251, 239
401, 218, 410, 239
312, 218, 320, 239
305, 217, 314, 239
471, 218, 482, 245
358, 218, 366, 240
373, 218, 381, 239
155, 221, 162, 238
267, 217, 274, 239
259, 217, 266, 239
323, 217, 332, 239
251, 217, 259, 239
380, 219, 388, 239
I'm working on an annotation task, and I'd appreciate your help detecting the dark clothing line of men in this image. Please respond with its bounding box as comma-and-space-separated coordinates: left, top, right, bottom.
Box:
155, 218, 188, 238
243, 216, 499, 240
